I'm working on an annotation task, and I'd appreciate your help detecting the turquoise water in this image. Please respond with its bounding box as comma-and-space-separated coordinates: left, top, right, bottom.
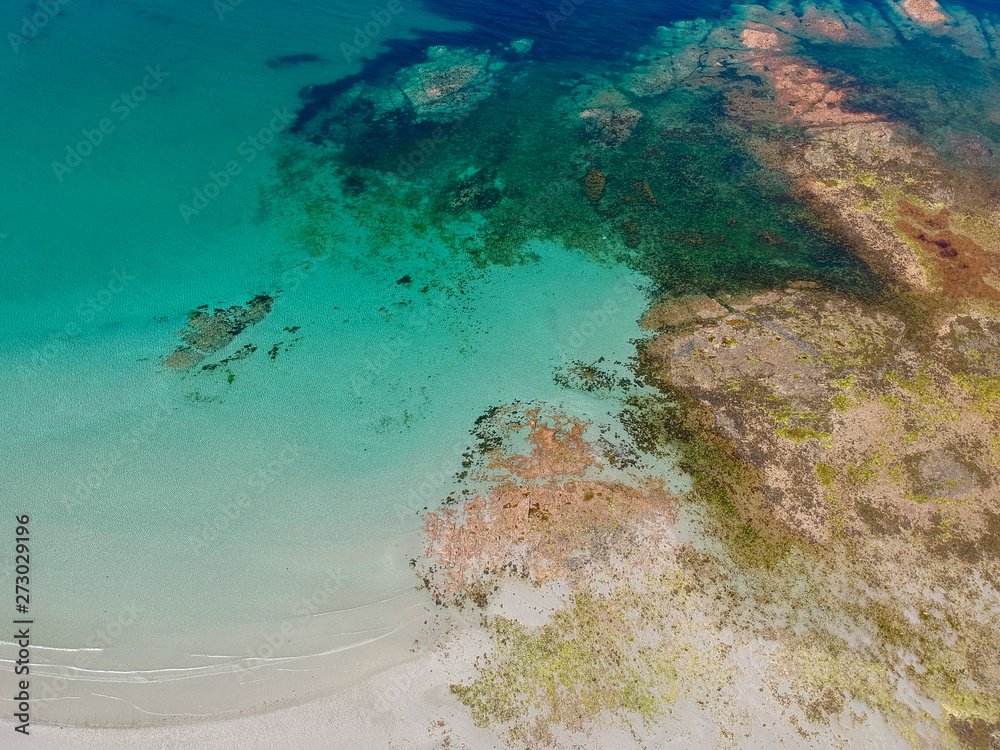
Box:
0, 0, 661, 723
0, 0, 997, 728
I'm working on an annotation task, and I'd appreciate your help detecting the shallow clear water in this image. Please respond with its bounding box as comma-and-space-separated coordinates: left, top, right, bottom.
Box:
0, 0, 662, 723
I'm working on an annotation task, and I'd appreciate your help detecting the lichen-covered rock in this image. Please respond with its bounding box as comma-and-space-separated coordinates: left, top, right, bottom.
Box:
643, 286, 1000, 553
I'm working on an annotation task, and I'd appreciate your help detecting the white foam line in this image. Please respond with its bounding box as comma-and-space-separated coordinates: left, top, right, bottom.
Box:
299, 589, 416, 619
0, 642, 102, 653
88, 693, 212, 719
0, 695, 81, 705
0, 617, 421, 684
0, 616, 419, 669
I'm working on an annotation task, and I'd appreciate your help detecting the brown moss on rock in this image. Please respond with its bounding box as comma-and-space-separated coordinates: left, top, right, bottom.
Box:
895, 202, 1000, 301
583, 168, 606, 205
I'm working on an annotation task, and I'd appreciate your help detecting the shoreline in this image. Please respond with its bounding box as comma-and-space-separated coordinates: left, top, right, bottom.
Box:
0, 593, 444, 729
0, 519, 443, 729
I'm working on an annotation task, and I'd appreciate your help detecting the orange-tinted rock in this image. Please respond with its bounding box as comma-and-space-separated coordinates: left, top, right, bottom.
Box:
748, 54, 880, 127
901, 0, 951, 26
424, 478, 675, 599
748, 6, 882, 47
779, 8, 848, 42
421, 404, 677, 603
488, 408, 596, 480
741, 23, 783, 50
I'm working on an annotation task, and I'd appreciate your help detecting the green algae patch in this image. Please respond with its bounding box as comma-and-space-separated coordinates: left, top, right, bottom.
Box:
815, 462, 837, 487
451, 593, 678, 740
776, 425, 833, 447
954, 374, 1000, 417
852, 171, 879, 187
620, 374, 794, 571
831, 392, 855, 412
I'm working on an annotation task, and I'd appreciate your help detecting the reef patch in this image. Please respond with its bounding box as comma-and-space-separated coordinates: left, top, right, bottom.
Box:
163, 294, 274, 370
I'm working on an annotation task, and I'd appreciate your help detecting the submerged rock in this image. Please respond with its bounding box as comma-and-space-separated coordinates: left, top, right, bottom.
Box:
509, 38, 533, 55
333, 46, 505, 125
162, 347, 204, 369
395, 47, 506, 122
163, 294, 274, 370
579, 106, 642, 147
900, 0, 951, 26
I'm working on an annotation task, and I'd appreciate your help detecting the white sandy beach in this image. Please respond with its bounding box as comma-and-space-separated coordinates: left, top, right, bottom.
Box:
2, 567, 913, 749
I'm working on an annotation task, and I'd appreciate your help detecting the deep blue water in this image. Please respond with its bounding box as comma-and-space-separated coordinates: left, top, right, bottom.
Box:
294, 0, 1000, 133
410, 0, 998, 62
